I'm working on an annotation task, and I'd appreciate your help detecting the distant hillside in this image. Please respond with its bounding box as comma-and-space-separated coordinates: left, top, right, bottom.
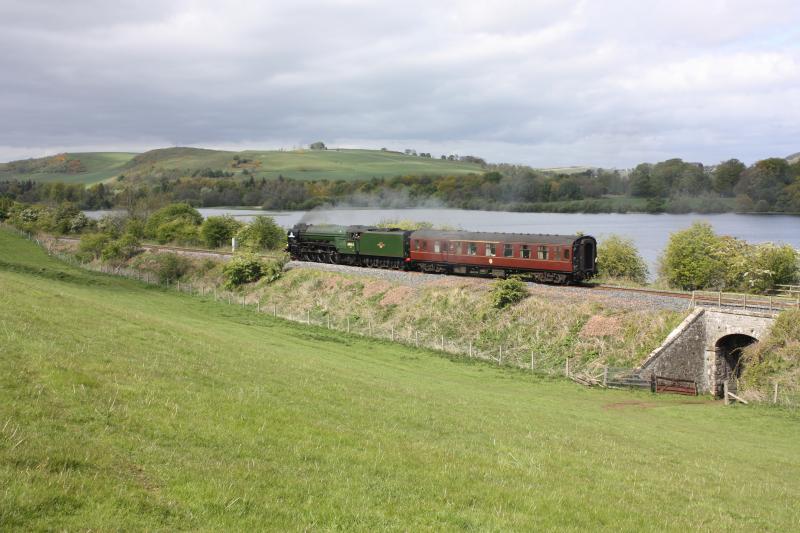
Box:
0, 147, 484, 184
786, 152, 800, 164
0, 152, 137, 184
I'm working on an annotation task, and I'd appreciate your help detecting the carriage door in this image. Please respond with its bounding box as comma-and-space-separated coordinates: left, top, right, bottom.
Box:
580, 240, 595, 271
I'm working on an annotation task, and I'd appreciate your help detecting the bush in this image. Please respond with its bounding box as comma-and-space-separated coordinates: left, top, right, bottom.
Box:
152, 253, 191, 283
490, 277, 528, 309
235, 216, 284, 251
200, 215, 242, 248
746, 244, 799, 293
101, 234, 141, 263
78, 232, 111, 261
223, 254, 267, 288
659, 222, 725, 290
154, 219, 200, 245
144, 203, 202, 240
597, 235, 648, 283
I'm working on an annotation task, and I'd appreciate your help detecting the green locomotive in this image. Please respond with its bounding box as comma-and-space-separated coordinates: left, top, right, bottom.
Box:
287, 223, 411, 268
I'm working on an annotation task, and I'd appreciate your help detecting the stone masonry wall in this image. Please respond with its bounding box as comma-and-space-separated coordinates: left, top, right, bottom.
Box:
640, 308, 707, 390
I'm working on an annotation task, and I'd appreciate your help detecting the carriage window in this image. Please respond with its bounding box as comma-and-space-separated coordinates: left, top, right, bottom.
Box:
503, 243, 513, 257
538, 245, 548, 260
455, 242, 463, 255
486, 243, 496, 257
468, 243, 477, 256
422, 240, 427, 251
520, 245, 530, 259
563, 248, 570, 259
434, 241, 441, 253
414, 240, 420, 251
449, 242, 455, 253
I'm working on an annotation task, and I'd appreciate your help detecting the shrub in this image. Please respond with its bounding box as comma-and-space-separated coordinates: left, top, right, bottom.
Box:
154, 219, 200, 245
490, 277, 528, 309
746, 244, 799, 293
597, 235, 648, 283
152, 253, 191, 283
223, 254, 267, 288
101, 234, 141, 263
78, 232, 111, 260
659, 222, 725, 290
235, 216, 285, 251
200, 215, 242, 248
144, 203, 202, 239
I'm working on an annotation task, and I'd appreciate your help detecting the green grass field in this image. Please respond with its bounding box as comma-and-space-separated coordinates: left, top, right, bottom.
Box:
1, 229, 799, 530
0, 147, 482, 184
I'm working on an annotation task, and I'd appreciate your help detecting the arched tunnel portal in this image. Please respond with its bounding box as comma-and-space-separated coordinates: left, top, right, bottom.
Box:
713, 334, 758, 397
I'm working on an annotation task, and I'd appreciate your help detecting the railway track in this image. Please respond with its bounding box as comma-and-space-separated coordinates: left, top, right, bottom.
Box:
51, 235, 799, 311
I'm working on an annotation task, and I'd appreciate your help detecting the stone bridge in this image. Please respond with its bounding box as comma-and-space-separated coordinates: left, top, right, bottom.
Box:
639, 307, 775, 396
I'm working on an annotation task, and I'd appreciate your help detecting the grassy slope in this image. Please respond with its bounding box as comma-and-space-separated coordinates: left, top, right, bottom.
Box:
1, 230, 799, 530
0, 152, 137, 185
1, 148, 482, 184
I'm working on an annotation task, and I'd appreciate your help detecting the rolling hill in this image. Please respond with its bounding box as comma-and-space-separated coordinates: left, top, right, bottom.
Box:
0, 147, 484, 185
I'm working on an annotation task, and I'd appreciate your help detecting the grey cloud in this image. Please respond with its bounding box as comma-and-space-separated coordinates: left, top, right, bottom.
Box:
1, 0, 799, 167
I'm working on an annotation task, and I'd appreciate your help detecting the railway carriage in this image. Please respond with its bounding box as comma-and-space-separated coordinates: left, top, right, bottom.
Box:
407, 230, 596, 283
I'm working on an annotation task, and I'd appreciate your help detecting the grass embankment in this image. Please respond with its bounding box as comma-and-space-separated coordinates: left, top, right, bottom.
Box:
249, 269, 686, 370
741, 309, 800, 401
1, 147, 482, 184
2, 229, 800, 530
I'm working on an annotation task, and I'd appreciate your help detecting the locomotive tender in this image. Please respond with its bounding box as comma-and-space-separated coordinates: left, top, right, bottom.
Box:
287, 223, 597, 284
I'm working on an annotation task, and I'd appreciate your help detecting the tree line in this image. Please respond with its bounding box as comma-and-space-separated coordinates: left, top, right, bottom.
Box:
1, 155, 798, 214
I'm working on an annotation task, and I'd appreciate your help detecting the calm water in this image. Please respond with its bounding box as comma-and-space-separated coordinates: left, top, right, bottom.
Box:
88, 207, 799, 274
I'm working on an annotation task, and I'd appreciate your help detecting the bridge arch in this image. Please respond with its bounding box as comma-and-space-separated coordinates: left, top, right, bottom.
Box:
712, 333, 757, 396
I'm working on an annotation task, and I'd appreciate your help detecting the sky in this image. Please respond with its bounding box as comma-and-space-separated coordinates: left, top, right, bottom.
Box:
1, 0, 799, 167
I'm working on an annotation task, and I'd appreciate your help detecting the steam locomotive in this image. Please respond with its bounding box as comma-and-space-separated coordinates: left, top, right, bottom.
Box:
287, 223, 597, 284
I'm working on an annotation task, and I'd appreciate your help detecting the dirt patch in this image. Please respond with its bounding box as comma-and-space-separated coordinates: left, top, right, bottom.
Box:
603, 399, 712, 410
380, 286, 415, 306
579, 315, 623, 339
362, 279, 393, 298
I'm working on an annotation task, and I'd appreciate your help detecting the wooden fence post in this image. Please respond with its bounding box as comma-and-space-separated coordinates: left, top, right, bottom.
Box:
257, 301, 260, 313
307, 310, 311, 325
565, 358, 570, 377
498, 346, 502, 365
469, 340, 472, 358
718, 291, 722, 307
773, 382, 779, 404
347, 317, 350, 333
724, 380, 730, 405
391, 325, 394, 341
531, 351, 534, 371
273, 304, 277, 317
603, 366, 608, 387
441, 335, 444, 351
415, 331, 419, 347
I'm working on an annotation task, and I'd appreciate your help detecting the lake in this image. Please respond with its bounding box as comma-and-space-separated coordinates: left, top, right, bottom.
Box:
88, 207, 799, 275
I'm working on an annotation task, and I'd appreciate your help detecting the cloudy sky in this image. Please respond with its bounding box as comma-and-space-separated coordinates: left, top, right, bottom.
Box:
1, 0, 799, 167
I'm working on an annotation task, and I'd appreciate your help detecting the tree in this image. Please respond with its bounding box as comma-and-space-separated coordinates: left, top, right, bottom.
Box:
309, 141, 326, 150
597, 235, 648, 283
659, 222, 725, 290
144, 203, 202, 239
629, 163, 653, 197
200, 215, 243, 248
735, 158, 792, 206
712, 159, 745, 196
235, 216, 285, 251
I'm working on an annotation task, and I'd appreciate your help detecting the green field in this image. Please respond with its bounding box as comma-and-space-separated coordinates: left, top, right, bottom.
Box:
1, 229, 799, 530
0, 147, 482, 184
0, 152, 137, 184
